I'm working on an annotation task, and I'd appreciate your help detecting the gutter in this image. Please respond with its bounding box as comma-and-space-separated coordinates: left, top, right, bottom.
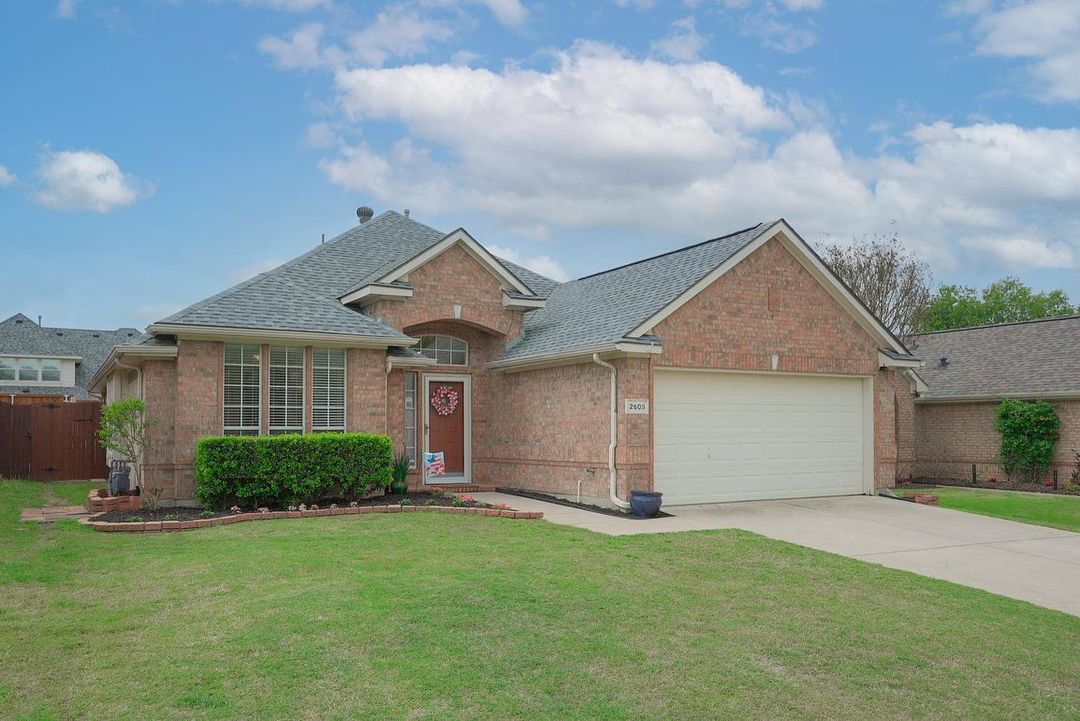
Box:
592, 354, 631, 510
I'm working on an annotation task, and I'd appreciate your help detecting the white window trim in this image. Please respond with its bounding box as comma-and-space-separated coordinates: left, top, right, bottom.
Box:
311, 347, 347, 433
0, 356, 67, 386
269, 346, 305, 435
417, 334, 469, 367
223, 343, 262, 436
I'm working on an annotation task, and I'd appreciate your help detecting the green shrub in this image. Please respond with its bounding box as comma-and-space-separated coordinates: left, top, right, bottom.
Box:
194, 433, 393, 509
995, 399, 1061, 483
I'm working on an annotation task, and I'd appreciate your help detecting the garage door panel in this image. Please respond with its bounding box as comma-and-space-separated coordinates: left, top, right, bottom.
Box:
654, 371, 867, 505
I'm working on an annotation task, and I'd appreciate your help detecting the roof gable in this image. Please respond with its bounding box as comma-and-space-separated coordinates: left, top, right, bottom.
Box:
365, 228, 535, 298
627, 220, 907, 355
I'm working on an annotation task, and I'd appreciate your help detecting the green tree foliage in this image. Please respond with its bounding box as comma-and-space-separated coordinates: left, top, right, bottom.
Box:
995, 399, 1061, 484
922, 277, 1077, 331
99, 398, 157, 491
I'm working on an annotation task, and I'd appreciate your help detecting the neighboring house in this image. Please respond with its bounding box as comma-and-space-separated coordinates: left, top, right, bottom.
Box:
908, 316, 1080, 483
0, 313, 144, 402
91, 209, 923, 506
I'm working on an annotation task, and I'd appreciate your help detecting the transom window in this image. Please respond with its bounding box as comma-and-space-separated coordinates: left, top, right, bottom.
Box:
418, 335, 468, 366
224, 344, 261, 436
312, 348, 346, 432
269, 346, 304, 435
0, 357, 62, 383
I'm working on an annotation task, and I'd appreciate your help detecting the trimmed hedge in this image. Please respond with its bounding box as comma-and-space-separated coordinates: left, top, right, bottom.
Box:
995, 398, 1060, 483
194, 433, 393, 509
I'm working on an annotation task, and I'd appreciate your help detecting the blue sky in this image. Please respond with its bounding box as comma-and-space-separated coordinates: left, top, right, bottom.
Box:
2, 0, 1078, 329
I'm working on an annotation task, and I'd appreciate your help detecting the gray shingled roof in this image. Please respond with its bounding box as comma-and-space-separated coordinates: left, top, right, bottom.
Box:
496, 223, 773, 361
907, 315, 1080, 400
158, 211, 545, 338
159, 271, 411, 338
0, 313, 146, 399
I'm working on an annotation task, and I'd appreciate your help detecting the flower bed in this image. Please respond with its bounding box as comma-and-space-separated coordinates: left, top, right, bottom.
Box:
83, 492, 541, 533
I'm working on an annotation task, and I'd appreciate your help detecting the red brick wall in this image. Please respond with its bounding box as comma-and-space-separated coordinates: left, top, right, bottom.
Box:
167, 340, 223, 502
141, 358, 178, 500
482, 360, 614, 502
368, 244, 524, 338
914, 399, 1080, 483
346, 348, 387, 435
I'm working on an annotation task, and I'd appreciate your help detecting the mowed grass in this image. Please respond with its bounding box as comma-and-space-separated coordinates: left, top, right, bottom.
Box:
898, 485, 1080, 533
2, 480, 1080, 720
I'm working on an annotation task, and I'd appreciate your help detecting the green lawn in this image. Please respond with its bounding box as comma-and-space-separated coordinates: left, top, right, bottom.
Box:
898, 485, 1080, 533
3, 480, 1080, 720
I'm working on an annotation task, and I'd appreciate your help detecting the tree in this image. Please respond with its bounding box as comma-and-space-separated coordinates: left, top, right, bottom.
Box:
817, 233, 932, 338
922, 277, 1077, 332
99, 398, 158, 506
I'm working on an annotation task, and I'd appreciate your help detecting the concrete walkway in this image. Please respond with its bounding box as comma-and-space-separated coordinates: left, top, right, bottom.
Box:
20, 505, 90, 523
478, 492, 1080, 617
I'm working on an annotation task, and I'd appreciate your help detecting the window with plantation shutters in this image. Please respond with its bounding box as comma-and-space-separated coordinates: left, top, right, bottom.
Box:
224, 344, 261, 436
269, 346, 305, 435
312, 348, 346, 432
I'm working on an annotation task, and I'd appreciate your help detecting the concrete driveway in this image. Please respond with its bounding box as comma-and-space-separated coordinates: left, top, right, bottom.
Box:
477, 492, 1080, 617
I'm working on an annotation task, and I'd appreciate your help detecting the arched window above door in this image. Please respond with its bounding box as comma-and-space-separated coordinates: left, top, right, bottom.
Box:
418, 335, 468, 366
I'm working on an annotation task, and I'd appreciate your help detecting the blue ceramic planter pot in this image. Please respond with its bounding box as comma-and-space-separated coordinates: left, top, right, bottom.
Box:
630, 490, 663, 518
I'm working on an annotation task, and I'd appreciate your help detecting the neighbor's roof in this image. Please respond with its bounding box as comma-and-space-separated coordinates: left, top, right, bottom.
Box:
157, 211, 543, 338
496, 223, 775, 362
907, 315, 1080, 400
0, 313, 146, 399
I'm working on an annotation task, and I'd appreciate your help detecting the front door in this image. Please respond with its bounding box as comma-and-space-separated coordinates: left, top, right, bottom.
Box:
424, 375, 470, 483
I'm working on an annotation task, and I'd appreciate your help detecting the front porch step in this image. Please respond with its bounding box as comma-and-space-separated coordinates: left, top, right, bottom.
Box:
426, 485, 489, 494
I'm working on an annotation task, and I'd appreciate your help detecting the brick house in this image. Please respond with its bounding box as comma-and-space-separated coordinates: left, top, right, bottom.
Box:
908, 316, 1080, 483
90, 209, 923, 507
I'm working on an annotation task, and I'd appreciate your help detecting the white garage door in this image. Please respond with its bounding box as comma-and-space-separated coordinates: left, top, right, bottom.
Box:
654, 371, 868, 505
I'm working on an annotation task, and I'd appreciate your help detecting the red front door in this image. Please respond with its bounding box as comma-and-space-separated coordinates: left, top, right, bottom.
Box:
427, 380, 465, 477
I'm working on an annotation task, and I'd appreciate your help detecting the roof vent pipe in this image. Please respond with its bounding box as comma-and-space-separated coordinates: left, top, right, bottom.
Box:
939, 357, 949, 367
404, 208, 410, 219
356, 206, 374, 224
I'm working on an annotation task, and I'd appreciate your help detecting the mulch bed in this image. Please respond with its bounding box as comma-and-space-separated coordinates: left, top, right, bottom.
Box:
903, 480, 1080, 496
496, 488, 672, 519
93, 491, 492, 524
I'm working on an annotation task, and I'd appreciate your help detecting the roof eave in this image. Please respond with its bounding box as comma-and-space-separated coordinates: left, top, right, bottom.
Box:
916, 392, 1080, 404
88, 344, 180, 393
487, 340, 662, 373
147, 323, 415, 348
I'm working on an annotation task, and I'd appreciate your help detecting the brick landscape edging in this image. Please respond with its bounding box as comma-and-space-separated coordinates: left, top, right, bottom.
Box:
82, 504, 543, 533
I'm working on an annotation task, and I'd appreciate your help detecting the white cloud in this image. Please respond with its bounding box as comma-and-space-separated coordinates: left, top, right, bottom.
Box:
487, 244, 570, 281
56, 0, 79, 19
33, 149, 152, 213
236, 0, 329, 10
964, 0, 1080, 102
472, 0, 527, 27
741, 11, 817, 53
260, 6, 454, 69
0, 166, 15, 187
651, 16, 706, 62
303, 42, 1080, 275
229, 258, 285, 283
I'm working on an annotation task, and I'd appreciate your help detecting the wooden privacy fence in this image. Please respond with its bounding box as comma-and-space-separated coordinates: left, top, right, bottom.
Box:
0, 400, 107, 481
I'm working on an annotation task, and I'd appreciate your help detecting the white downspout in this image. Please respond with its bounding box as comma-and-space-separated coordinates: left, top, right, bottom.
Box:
592, 354, 630, 510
